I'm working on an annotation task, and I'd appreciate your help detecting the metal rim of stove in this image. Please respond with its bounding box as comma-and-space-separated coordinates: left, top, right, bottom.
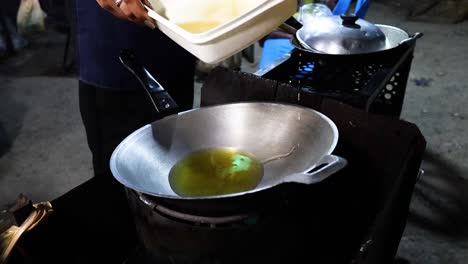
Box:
137, 191, 252, 227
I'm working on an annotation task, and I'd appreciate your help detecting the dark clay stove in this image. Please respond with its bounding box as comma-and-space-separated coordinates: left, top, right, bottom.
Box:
124, 184, 366, 264
125, 188, 269, 264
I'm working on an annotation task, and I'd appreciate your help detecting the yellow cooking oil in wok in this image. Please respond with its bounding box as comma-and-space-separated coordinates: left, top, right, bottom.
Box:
169, 148, 264, 197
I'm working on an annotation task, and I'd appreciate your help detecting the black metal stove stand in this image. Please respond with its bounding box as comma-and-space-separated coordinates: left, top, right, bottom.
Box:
9, 68, 425, 264
256, 37, 419, 117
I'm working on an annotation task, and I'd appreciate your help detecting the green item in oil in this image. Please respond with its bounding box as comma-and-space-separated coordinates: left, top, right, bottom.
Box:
169, 148, 264, 197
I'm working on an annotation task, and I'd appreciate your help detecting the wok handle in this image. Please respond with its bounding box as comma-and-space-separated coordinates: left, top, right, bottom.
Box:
399, 32, 423, 47
119, 49, 179, 116
285, 155, 347, 184
278, 16, 302, 35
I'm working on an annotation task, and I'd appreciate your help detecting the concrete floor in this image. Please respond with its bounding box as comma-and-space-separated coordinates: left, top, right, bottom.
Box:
1, 2, 468, 263
365, 4, 468, 264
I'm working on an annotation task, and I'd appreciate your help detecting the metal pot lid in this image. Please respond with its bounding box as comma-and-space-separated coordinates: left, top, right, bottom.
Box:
298, 14, 387, 55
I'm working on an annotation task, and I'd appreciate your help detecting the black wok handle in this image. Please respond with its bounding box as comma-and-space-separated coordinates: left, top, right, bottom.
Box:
119, 49, 179, 116
278, 16, 303, 35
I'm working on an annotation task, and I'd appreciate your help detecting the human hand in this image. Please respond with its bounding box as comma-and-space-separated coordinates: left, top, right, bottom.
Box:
96, 0, 156, 29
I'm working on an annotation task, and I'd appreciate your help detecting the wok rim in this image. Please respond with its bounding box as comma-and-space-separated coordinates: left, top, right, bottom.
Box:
110, 102, 339, 201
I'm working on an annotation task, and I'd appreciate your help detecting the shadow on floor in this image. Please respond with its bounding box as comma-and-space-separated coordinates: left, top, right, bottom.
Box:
0, 85, 27, 160
407, 150, 468, 240
0, 29, 77, 78
0, 29, 71, 160
0, 122, 12, 157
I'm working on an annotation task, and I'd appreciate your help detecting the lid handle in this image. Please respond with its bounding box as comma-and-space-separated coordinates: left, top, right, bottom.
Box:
340, 14, 359, 27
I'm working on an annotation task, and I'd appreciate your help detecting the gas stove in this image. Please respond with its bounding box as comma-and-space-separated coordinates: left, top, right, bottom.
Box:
255, 37, 418, 117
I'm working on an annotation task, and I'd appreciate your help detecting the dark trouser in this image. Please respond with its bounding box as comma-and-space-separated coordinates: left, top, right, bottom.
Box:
78, 80, 194, 179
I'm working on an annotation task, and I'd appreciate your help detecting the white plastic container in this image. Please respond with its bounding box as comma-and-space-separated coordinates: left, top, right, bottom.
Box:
146, 0, 297, 64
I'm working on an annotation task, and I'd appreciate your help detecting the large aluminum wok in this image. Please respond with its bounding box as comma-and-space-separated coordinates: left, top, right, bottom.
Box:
110, 50, 347, 214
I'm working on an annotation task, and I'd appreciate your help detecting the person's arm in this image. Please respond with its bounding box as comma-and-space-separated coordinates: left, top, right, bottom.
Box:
96, 0, 156, 29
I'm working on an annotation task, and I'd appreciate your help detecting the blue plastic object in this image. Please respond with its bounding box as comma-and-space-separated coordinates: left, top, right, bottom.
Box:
332, 0, 352, 16
333, 0, 371, 18
355, 0, 371, 18
258, 38, 294, 70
